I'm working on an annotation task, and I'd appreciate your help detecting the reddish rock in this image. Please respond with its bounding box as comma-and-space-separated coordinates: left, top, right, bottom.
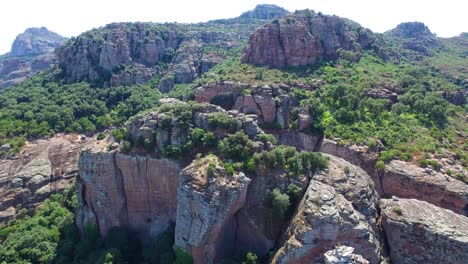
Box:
194, 82, 247, 103
174, 156, 251, 264
381, 198, 468, 264
77, 150, 182, 239
272, 180, 381, 264
382, 160, 468, 216
242, 10, 374, 68
0, 134, 93, 222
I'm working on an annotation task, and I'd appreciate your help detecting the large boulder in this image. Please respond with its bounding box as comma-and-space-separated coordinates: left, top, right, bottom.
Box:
10, 27, 67, 57
314, 155, 380, 233
242, 10, 375, 68
382, 160, 468, 216
381, 198, 468, 264
0, 134, 92, 222
174, 156, 250, 264
272, 180, 381, 264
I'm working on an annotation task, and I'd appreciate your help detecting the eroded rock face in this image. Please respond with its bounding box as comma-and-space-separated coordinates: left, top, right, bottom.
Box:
272, 180, 381, 264
10, 27, 67, 57
77, 150, 182, 239
382, 160, 468, 216
56, 23, 183, 87
238, 4, 289, 20
235, 169, 309, 258
0, 134, 93, 222
174, 156, 250, 264
242, 10, 375, 68
443, 89, 467, 106
314, 155, 380, 234
0, 27, 65, 89
381, 198, 468, 264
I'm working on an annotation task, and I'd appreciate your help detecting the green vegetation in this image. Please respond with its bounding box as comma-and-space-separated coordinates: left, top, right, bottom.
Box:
254, 146, 329, 176
265, 188, 291, 219
218, 131, 256, 161
0, 72, 163, 155
392, 206, 403, 216
208, 112, 242, 132
0, 189, 191, 264
197, 52, 466, 165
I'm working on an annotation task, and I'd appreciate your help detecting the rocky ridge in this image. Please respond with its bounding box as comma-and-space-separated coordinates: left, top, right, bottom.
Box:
0, 27, 67, 89
381, 198, 468, 264
242, 10, 375, 68
0, 134, 94, 222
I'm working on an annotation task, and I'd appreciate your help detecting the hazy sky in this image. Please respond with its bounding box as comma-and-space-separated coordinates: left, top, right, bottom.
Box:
1, 0, 467, 54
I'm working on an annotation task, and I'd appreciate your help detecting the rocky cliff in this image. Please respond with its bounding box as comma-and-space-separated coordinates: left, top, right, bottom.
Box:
272, 155, 382, 264
0, 134, 93, 222
381, 198, 468, 264
77, 150, 182, 239
242, 10, 375, 68
55, 10, 270, 89
0, 27, 66, 89
10, 27, 67, 57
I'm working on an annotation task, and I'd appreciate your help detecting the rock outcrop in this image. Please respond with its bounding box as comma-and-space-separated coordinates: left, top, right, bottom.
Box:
272, 180, 381, 264
324, 246, 370, 264
314, 155, 380, 233
77, 150, 182, 239
385, 22, 439, 55
0, 134, 93, 222
55, 12, 265, 88
242, 10, 375, 68
0, 27, 66, 89
10, 27, 67, 57
238, 4, 289, 20
382, 160, 468, 216
381, 198, 468, 264
175, 156, 250, 264
195, 82, 301, 127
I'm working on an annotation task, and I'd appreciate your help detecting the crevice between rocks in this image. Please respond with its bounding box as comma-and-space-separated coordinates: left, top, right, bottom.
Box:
112, 152, 129, 224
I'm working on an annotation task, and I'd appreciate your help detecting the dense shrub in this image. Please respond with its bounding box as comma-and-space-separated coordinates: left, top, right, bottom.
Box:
265, 188, 291, 219
218, 131, 256, 161
254, 146, 329, 176
208, 113, 242, 132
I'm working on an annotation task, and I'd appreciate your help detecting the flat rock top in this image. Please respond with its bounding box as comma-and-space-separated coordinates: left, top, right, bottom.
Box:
386, 160, 468, 195
381, 198, 468, 242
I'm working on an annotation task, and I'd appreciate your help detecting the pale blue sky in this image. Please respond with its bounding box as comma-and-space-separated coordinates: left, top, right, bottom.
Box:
1, 0, 467, 54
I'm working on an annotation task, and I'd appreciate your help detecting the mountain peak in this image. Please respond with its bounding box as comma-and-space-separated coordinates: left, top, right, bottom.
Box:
10, 27, 67, 57
387, 22, 434, 39
238, 4, 289, 20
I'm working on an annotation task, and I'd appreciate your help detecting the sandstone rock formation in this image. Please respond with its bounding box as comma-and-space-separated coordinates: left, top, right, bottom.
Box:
0, 27, 66, 89
314, 155, 380, 233
381, 198, 468, 264
242, 10, 375, 68
10, 27, 66, 57
77, 149, 182, 239
175, 156, 250, 264
385, 22, 440, 56
55, 16, 260, 88
382, 160, 468, 216
238, 4, 289, 20
0, 134, 93, 221
272, 180, 381, 264
195, 82, 301, 127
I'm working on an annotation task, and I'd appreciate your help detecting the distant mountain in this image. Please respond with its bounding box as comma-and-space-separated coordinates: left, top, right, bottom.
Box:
0, 27, 67, 89
10, 27, 67, 57
238, 4, 289, 20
